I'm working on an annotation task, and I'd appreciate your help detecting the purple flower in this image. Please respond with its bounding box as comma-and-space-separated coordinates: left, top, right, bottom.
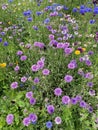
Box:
6, 114, 14, 125
84, 72, 93, 79
46, 25, 52, 31
57, 37, 62, 41
23, 117, 30, 126
85, 60, 92, 66
10, 82, 18, 89
20, 55, 27, 61
29, 113, 37, 123
17, 50, 23, 56
57, 43, 64, 48
26, 91, 33, 99
54, 88, 62, 96
64, 75, 73, 83
64, 48, 73, 55
33, 26, 38, 31
29, 98, 36, 105
33, 77, 40, 84
78, 69, 84, 76
3, 41, 8, 46
63, 42, 70, 48
68, 63, 76, 69
0, 38, 2, 42
49, 34, 54, 40
62, 96, 70, 104
79, 57, 84, 62
71, 98, 77, 105
80, 100, 87, 108
75, 95, 82, 102
42, 69, 50, 75
31, 64, 39, 72
34, 42, 45, 49
47, 105, 55, 114
88, 51, 94, 55
88, 106, 93, 113
21, 76, 27, 83
49, 40, 58, 47
87, 82, 93, 87
89, 90, 95, 96
54, 117, 62, 124
37, 60, 44, 69
14, 65, 20, 72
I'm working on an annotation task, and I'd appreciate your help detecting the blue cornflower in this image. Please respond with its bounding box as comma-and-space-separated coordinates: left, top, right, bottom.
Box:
8, 0, 13, 2
33, 26, 38, 31
44, 18, 50, 24
63, 6, 69, 10
23, 10, 32, 16
89, 19, 96, 24
1, 32, 5, 36
46, 121, 53, 129
36, 11, 42, 16
80, 5, 85, 9
58, 13, 63, 17
80, 9, 86, 14
0, 38, 2, 42
86, 7, 92, 12
94, 6, 98, 14
27, 10, 32, 15
3, 41, 8, 46
72, 8, 78, 12
27, 17, 33, 22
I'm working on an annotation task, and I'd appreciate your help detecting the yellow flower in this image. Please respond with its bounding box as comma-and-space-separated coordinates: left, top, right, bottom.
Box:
82, 48, 86, 51
75, 50, 80, 55
0, 63, 6, 68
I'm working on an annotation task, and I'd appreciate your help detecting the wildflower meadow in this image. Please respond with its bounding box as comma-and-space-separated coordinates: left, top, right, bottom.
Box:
0, 0, 98, 130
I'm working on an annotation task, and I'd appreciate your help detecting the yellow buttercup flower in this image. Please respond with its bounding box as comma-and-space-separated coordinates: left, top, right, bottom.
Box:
0, 63, 6, 68
75, 50, 80, 55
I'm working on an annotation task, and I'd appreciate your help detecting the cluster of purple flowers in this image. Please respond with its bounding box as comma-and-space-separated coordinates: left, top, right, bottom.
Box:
26, 91, 36, 105
23, 113, 38, 126
1, 0, 97, 129
31, 57, 50, 75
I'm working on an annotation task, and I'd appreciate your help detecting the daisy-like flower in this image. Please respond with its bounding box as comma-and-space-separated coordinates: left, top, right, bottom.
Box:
10, 82, 18, 89
54, 117, 62, 124
21, 76, 27, 83
75, 50, 80, 55
64, 75, 73, 83
0, 63, 6, 68
23, 117, 30, 126
62, 96, 70, 104
26, 91, 33, 99
6, 114, 14, 125
54, 88, 62, 96
42, 69, 50, 75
